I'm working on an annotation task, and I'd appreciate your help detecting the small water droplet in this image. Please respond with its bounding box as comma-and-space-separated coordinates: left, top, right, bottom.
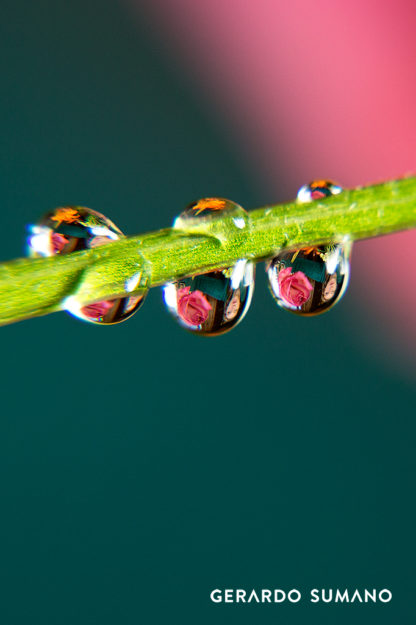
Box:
267, 180, 350, 315
296, 179, 343, 203
178, 197, 236, 218
173, 196, 247, 229
164, 198, 255, 335
28, 206, 146, 324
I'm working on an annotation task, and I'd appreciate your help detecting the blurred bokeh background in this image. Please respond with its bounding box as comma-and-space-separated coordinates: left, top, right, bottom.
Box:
0, 1, 414, 623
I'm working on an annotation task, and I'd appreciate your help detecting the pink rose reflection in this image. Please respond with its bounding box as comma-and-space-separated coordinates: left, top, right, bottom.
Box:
51, 232, 69, 253
278, 267, 313, 308
81, 300, 115, 320
177, 286, 212, 326
311, 190, 327, 201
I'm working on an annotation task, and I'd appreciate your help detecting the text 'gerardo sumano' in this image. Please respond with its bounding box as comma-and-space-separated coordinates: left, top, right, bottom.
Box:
210, 588, 392, 604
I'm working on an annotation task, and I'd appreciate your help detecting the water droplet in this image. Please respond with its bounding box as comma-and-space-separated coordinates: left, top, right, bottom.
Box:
173, 196, 247, 229
63, 292, 146, 325
28, 206, 146, 324
296, 179, 343, 203
164, 261, 254, 335
267, 245, 349, 315
177, 197, 238, 219
267, 181, 350, 315
164, 198, 255, 335
28, 206, 122, 256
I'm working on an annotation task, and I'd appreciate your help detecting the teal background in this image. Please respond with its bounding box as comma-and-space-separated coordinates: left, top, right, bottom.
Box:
0, 2, 414, 624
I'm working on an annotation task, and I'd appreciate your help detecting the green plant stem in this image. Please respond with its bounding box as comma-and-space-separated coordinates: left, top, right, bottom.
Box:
0, 176, 415, 326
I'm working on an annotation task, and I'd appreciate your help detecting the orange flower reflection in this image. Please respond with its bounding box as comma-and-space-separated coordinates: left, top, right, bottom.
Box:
191, 198, 226, 215
51, 207, 80, 225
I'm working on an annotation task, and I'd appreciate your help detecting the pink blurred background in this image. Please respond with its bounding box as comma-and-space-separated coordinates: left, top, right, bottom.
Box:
129, 0, 416, 364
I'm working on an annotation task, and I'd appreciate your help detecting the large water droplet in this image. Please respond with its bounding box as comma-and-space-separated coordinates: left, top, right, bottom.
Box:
28, 206, 147, 324
267, 181, 350, 315
267, 244, 349, 315
164, 198, 255, 335
164, 261, 254, 335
